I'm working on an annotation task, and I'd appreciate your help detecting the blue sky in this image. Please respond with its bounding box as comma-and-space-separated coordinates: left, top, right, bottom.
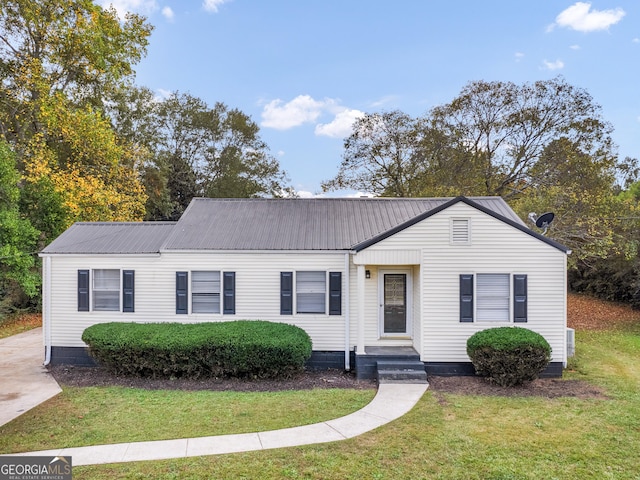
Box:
102, 1, 640, 197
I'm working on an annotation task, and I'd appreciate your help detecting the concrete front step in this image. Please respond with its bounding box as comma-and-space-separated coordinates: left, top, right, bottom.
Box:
376, 359, 428, 384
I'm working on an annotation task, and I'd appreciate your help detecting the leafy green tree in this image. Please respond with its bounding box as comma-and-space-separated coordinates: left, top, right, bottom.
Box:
322, 110, 426, 196
108, 91, 293, 220
0, 141, 39, 314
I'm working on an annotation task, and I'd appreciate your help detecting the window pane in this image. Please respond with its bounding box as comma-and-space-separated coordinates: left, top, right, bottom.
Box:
94, 291, 120, 311
93, 269, 119, 290
192, 271, 220, 313
297, 271, 326, 313
477, 274, 509, 322
93, 269, 120, 311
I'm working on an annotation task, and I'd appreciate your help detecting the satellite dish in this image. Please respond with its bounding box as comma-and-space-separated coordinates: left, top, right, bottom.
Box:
534, 212, 555, 234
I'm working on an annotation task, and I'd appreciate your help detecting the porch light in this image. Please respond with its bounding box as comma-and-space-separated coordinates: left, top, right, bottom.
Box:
365, 270, 371, 279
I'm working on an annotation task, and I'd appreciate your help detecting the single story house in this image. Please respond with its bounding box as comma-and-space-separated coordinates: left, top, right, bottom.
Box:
40, 196, 571, 379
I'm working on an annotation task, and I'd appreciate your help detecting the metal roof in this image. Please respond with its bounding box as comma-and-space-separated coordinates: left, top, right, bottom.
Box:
41, 197, 569, 255
41, 222, 177, 254
161, 196, 527, 251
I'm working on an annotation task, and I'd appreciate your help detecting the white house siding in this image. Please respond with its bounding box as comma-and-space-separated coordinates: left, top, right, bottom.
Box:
44, 251, 347, 351
420, 204, 566, 364
352, 202, 567, 364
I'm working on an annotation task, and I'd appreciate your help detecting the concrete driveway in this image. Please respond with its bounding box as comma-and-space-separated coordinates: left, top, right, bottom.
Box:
0, 328, 62, 426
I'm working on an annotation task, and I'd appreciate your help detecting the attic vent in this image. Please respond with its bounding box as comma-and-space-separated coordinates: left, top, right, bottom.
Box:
451, 218, 470, 244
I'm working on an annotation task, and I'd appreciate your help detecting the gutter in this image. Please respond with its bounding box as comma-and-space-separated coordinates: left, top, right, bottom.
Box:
344, 253, 350, 370
42, 255, 52, 366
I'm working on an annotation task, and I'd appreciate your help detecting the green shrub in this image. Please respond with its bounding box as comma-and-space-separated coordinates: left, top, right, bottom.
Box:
82, 320, 312, 379
466, 327, 552, 387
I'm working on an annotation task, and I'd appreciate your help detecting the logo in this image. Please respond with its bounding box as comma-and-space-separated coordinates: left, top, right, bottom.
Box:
0, 456, 72, 480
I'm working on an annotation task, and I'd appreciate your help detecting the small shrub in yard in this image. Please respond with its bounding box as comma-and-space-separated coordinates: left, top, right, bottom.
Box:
466, 327, 552, 387
82, 320, 312, 379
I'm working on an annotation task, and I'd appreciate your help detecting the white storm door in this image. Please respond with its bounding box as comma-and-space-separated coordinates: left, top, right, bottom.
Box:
379, 269, 412, 337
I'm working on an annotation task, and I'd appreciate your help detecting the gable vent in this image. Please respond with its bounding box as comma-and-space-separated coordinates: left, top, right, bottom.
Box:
451, 218, 470, 244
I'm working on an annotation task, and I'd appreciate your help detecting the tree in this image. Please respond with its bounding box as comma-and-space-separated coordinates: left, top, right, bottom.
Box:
322, 110, 426, 196
426, 77, 630, 198
108, 91, 293, 220
0, 0, 152, 140
0, 141, 39, 314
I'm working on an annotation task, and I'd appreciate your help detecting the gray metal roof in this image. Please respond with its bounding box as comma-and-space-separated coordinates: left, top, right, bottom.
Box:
42, 196, 569, 255
41, 222, 177, 254
161, 196, 526, 251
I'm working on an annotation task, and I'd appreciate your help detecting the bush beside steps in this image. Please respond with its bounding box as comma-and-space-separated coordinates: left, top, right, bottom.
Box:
82, 320, 312, 379
466, 327, 552, 387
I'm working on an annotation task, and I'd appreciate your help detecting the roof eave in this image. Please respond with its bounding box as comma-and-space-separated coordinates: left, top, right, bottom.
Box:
352, 196, 571, 254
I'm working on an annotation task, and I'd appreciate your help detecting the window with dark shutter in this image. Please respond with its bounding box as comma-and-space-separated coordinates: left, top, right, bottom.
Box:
122, 270, 135, 313
223, 272, 235, 314
78, 270, 89, 312
459, 274, 474, 322
329, 272, 342, 315
280, 272, 293, 315
513, 274, 528, 323
176, 271, 188, 314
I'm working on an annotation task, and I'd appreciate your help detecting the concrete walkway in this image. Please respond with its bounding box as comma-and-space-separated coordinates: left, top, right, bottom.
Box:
7, 383, 427, 466
0, 328, 428, 466
0, 328, 62, 426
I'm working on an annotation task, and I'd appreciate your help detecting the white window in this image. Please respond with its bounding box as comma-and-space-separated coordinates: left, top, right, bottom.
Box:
451, 218, 470, 244
476, 273, 510, 322
93, 269, 120, 311
191, 271, 221, 314
296, 271, 326, 314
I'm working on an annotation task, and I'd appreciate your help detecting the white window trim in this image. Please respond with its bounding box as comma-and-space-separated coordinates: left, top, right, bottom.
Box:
294, 271, 329, 315
188, 270, 223, 315
91, 268, 122, 312
474, 272, 512, 323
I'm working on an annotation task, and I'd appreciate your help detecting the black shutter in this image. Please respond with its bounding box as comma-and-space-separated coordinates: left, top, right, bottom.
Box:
176, 271, 188, 314
329, 272, 342, 315
122, 270, 135, 313
513, 274, 528, 323
280, 272, 293, 315
223, 272, 236, 314
460, 274, 474, 322
78, 270, 89, 312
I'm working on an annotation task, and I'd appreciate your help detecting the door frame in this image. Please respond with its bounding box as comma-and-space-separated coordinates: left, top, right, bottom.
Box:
378, 268, 413, 338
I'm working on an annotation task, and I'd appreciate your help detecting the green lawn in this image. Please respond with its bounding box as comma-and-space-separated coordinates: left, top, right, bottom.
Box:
72, 326, 640, 480
2, 303, 640, 479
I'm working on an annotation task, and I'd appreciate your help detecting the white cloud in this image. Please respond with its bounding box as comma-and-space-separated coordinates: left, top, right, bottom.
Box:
261, 95, 336, 130
515, 52, 525, 62
297, 190, 324, 198
570, 44, 581, 50
99, 0, 158, 18
202, 0, 231, 13
315, 109, 365, 138
633, 38, 640, 44
542, 59, 565, 70
369, 95, 399, 108
161, 6, 174, 20
548, 2, 625, 33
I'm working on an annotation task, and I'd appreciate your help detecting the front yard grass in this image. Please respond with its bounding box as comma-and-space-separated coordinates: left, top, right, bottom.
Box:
0, 388, 375, 454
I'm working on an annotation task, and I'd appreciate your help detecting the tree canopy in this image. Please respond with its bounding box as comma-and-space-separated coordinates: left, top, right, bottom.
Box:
108, 90, 293, 220
323, 76, 639, 267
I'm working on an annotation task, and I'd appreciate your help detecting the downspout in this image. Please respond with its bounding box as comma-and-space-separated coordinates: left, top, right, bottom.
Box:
43, 255, 52, 366
344, 252, 351, 371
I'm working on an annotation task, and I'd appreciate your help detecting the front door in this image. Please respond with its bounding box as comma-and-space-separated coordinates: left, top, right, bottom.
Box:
380, 270, 411, 336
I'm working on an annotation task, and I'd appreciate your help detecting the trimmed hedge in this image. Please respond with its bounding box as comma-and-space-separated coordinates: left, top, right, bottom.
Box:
82, 321, 312, 379
466, 327, 552, 387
